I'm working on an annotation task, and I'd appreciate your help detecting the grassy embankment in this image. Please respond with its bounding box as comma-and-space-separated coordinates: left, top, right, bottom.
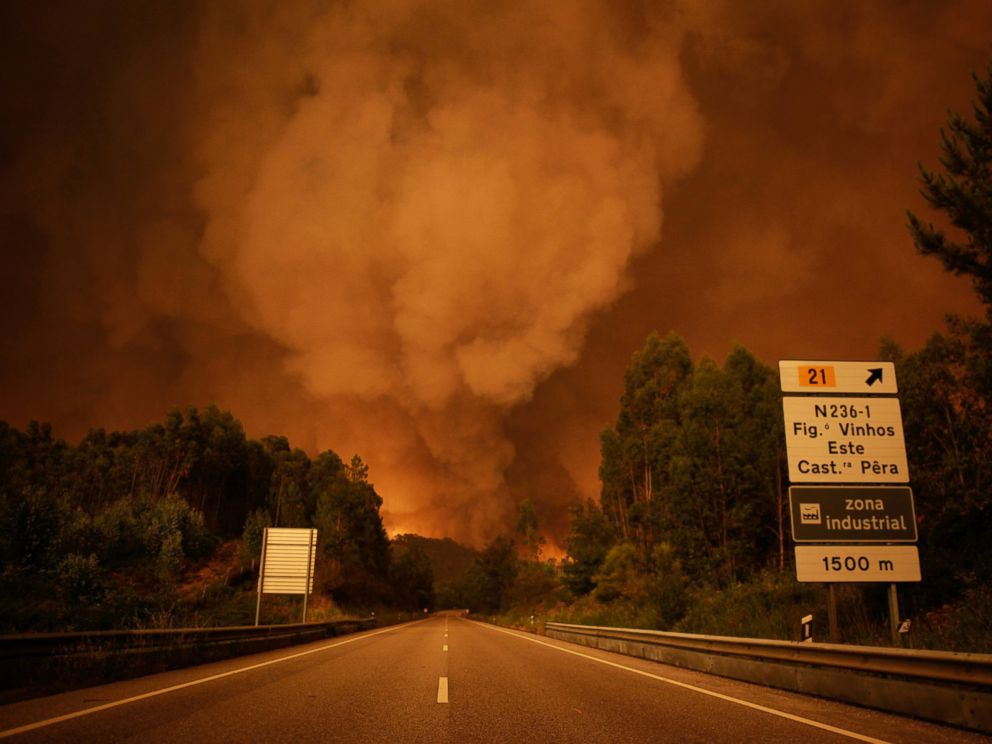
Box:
492, 571, 992, 653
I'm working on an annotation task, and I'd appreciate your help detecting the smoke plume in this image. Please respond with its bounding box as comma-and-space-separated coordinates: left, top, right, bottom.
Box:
186, 1, 702, 540
1, 1, 990, 545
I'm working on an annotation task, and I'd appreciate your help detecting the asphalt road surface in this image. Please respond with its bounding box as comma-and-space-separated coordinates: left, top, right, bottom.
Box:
0, 612, 984, 743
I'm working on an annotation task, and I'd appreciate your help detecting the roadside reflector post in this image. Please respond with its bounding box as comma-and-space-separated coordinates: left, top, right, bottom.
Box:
801, 614, 814, 643
897, 618, 912, 647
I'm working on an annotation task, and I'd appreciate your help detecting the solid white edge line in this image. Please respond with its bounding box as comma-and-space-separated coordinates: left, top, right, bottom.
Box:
0, 623, 411, 740
437, 677, 449, 703
475, 622, 891, 744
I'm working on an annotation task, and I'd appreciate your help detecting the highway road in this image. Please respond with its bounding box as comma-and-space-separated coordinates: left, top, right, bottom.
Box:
0, 612, 984, 743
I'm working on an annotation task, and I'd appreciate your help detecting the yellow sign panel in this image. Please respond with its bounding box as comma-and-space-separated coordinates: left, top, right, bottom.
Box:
797, 365, 836, 388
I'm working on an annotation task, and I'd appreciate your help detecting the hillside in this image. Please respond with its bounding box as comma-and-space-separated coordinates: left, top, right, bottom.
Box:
392, 534, 479, 585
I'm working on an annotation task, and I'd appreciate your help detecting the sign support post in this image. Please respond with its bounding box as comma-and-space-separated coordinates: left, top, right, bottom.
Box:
827, 584, 839, 643
888, 583, 900, 646
302, 528, 315, 623
254, 527, 269, 626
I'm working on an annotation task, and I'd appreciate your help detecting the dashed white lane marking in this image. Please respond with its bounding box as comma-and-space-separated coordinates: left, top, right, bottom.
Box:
443, 644, 448, 652
477, 623, 891, 744
437, 677, 449, 704
0, 623, 411, 740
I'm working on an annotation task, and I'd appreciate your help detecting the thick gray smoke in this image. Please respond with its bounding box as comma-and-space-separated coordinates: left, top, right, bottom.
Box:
1, 0, 989, 546
188, 1, 703, 539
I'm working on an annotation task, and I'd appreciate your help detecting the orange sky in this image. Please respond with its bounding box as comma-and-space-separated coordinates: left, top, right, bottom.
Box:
0, 1, 988, 547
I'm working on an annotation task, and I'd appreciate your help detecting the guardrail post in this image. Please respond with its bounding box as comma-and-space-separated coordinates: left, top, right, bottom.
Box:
827, 584, 839, 642
888, 583, 900, 646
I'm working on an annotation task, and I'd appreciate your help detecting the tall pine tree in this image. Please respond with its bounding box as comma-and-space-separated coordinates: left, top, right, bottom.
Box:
907, 61, 992, 311
898, 58, 992, 606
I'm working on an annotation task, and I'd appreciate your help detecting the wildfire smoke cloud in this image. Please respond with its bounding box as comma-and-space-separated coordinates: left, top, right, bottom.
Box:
4, 1, 987, 545
190, 1, 702, 540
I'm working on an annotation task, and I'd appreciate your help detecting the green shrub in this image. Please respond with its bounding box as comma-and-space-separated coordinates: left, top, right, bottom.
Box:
135, 494, 216, 562
651, 542, 688, 628
240, 508, 271, 567
57, 553, 106, 607
676, 572, 823, 640
0, 488, 70, 572
593, 543, 646, 603
538, 593, 659, 630
91, 498, 141, 561
85, 493, 218, 571
910, 583, 992, 652
504, 560, 562, 608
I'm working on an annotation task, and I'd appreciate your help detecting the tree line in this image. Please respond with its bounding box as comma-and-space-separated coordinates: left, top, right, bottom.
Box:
0, 407, 434, 631
457, 62, 992, 646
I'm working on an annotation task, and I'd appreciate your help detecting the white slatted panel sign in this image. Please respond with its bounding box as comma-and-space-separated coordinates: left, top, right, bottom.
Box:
258, 528, 317, 595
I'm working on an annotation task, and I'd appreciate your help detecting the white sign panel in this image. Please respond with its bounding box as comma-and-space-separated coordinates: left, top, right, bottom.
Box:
795, 545, 921, 582
779, 360, 897, 395
783, 397, 909, 483
258, 527, 317, 595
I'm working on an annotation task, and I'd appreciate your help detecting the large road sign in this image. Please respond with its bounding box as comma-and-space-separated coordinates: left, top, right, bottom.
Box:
794, 545, 921, 582
258, 527, 318, 595
782, 396, 909, 483
779, 360, 897, 394
789, 486, 917, 543
255, 527, 319, 625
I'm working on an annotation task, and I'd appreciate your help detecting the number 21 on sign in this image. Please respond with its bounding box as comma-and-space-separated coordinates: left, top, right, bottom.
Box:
799, 365, 836, 387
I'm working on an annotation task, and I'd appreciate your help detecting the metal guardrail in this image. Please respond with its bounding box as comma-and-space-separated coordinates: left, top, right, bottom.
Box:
543, 621, 992, 733
0, 618, 375, 659
0, 618, 377, 703
544, 621, 992, 687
